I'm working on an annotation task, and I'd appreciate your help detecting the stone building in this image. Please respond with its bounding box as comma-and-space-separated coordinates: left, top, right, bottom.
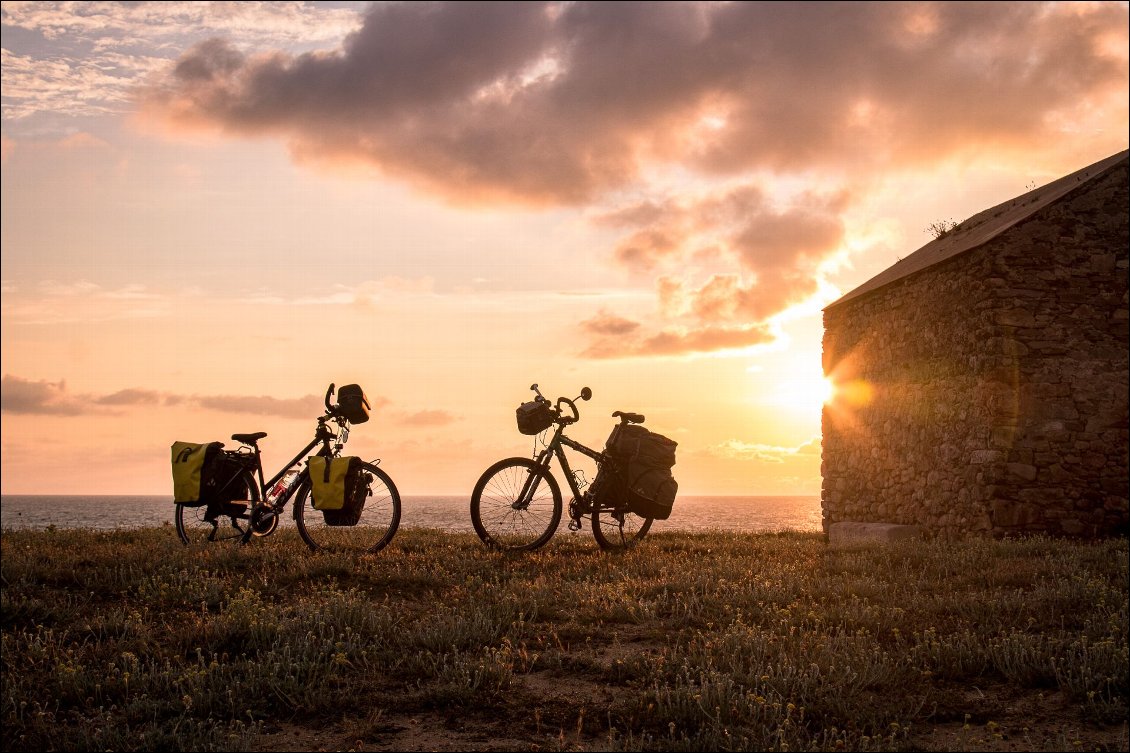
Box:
821, 150, 1129, 538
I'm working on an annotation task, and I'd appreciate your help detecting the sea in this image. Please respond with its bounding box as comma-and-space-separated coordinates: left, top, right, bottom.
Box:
0, 495, 821, 534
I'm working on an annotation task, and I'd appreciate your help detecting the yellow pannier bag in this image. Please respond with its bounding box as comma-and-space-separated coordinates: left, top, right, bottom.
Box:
171, 441, 222, 505
308, 456, 354, 511
309, 456, 368, 526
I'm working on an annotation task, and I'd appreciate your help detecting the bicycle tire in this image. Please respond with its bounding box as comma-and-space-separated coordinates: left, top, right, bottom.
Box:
294, 462, 401, 554
591, 504, 653, 550
175, 469, 260, 545
470, 457, 562, 551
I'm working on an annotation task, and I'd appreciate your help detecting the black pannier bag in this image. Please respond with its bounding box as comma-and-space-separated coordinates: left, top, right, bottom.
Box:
516, 399, 554, 435
327, 464, 371, 527
204, 450, 253, 521
606, 424, 679, 520
625, 467, 678, 520
337, 384, 371, 424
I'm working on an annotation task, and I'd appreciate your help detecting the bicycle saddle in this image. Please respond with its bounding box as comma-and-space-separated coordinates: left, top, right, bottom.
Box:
232, 432, 268, 445
612, 411, 645, 424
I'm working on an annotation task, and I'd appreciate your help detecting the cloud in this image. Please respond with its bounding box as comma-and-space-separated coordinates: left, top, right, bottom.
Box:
194, 394, 323, 419
581, 310, 641, 336
0, 1, 359, 44
0, 375, 381, 420
583, 322, 774, 359
0, 375, 87, 415
393, 409, 459, 428
582, 184, 847, 356
702, 437, 821, 464
22, 1, 1122, 357
94, 388, 163, 406
1, 2, 362, 127
139, 2, 1127, 205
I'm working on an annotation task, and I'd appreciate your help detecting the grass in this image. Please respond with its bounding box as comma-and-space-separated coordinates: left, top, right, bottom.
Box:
1, 526, 1127, 751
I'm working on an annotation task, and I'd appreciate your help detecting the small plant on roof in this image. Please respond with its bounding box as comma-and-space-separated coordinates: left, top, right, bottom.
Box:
925, 219, 959, 239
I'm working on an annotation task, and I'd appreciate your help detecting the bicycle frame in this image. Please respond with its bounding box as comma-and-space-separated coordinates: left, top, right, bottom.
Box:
525, 421, 624, 525
247, 416, 345, 518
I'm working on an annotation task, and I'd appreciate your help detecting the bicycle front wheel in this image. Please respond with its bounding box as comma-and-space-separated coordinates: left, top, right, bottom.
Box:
175, 470, 260, 545
470, 458, 562, 551
592, 504, 653, 550
295, 463, 401, 554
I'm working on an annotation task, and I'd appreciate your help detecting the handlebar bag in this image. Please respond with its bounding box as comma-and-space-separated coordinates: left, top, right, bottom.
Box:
309, 456, 369, 526
171, 441, 223, 506
337, 384, 371, 424
516, 399, 554, 435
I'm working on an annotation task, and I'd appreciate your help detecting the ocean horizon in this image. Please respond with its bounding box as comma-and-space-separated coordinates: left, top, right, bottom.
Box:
1, 494, 822, 534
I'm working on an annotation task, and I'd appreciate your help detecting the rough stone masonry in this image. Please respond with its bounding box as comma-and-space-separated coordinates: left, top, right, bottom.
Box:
821, 154, 1128, 538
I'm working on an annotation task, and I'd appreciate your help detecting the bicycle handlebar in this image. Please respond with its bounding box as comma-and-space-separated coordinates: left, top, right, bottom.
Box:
527, 384, 592, 426
324, 383, 335, 413
556, 397, 580, 425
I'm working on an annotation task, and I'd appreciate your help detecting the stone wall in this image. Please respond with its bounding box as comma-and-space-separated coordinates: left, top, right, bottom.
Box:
822, 162, 1128, 537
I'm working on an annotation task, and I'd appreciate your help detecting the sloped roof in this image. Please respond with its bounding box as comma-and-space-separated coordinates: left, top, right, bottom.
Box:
827, 149, 1130, 310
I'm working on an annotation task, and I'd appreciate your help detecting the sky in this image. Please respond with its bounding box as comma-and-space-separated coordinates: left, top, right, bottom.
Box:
1, 1, 1127, 497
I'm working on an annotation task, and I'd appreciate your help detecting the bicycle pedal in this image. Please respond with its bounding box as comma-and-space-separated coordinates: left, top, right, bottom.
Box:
567, 520, 581, 532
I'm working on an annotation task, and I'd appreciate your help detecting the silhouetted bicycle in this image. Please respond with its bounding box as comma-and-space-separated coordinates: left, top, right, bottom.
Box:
470, 384, 654, 551
174, 383, 401, 553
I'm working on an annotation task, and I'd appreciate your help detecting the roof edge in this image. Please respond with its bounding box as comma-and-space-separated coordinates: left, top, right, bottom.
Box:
825, 149, 1130, 311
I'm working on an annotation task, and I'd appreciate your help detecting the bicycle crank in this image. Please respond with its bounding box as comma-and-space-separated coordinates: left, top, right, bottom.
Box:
250, 506, 279, 536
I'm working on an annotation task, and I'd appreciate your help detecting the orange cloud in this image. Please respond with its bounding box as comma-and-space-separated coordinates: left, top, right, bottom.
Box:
581, 310, 642, 336
583, 323, 773, 359
582, 183, 845, 356
394, 410, 459, 428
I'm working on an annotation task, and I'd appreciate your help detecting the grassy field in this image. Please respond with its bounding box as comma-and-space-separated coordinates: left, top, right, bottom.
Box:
1, 525, 1127, 751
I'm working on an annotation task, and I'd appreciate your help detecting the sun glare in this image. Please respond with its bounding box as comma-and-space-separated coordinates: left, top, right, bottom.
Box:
770, 374, 836, 410
817, 376, 836, 405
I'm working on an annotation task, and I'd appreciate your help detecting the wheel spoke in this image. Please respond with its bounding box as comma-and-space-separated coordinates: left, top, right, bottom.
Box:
471, 459, 561, 551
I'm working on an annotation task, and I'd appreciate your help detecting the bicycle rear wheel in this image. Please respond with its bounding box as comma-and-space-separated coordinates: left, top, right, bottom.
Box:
471, 457, 562, 551
591, 504, 653, 550
294, 462, 401, 554
175, 470, 259, 545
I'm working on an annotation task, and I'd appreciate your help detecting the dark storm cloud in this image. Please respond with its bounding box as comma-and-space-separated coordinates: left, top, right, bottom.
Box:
142, 2, 1128, 205
139, 1, 1126, 357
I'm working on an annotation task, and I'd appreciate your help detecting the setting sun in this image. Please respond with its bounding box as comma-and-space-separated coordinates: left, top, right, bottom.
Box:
772, 374, 836, 411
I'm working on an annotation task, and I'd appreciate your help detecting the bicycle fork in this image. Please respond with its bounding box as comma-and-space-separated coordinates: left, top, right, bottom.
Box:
512, 459, 548, 511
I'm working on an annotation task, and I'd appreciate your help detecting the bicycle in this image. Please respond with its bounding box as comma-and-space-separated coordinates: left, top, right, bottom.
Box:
174, 383, 402, 553
470, 384, 654, 551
